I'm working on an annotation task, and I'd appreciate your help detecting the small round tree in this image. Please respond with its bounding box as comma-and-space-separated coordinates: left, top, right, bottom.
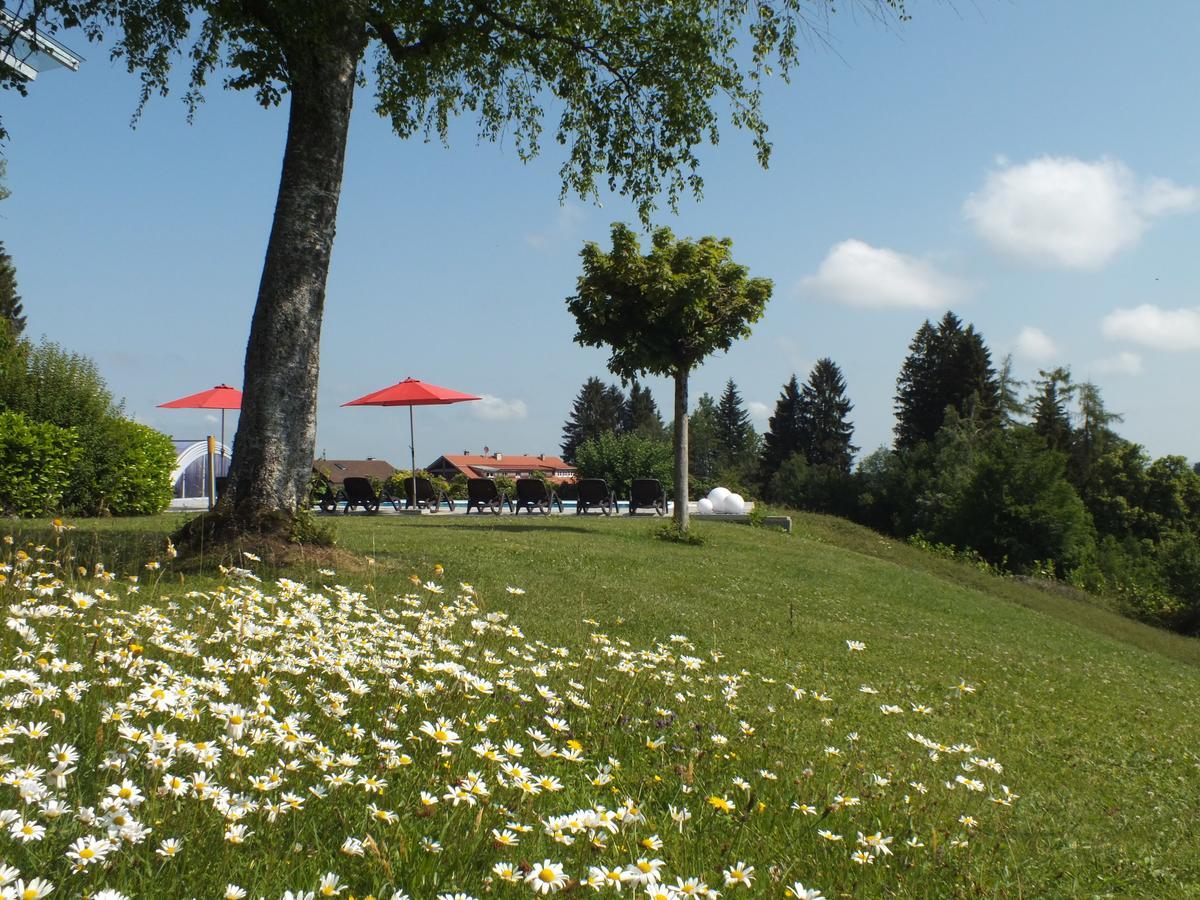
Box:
568, 224, 772, 530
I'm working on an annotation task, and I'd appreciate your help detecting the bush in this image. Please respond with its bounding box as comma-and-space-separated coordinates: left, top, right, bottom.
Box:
64, 418, 176, 516
2, 338, 117, 428
574, 431, 673, 498
0, 410, 80, 516
768, 455, 856, 515
387, 470, 450, 499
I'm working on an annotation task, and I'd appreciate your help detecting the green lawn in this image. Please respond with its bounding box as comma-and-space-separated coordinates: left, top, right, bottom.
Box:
2, 512, 1197, 898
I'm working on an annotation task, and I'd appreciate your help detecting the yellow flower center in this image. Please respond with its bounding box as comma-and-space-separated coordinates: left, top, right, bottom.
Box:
539, 869, 556, 882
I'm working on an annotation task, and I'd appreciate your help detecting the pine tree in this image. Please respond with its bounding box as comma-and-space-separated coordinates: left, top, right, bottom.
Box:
715, 379, 756, 467
894, 311, 1000, 450
560, 377, 625, 463
760, 374, 804, 478
894, 321, 941, 450
1030, 367, 1074, 453
621, 380, 665, 439
0, 243, 24, 339
799, 358, 857, 472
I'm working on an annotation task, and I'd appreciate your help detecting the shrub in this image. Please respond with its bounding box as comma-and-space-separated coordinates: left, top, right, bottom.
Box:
575, 431, 673, 498
3, 338, 117, 429
768, 454, 856, 515
73, 419, 176, 516
386, 470, 450, 499
0, 410, 80, 516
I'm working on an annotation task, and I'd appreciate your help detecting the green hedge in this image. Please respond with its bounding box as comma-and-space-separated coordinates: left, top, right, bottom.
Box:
90, 419, 177, 516
0, 410, 80, 516
574, 431, 673, 498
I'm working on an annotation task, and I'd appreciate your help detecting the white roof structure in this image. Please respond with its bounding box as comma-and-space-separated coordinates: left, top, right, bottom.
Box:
0, 9, 82, 81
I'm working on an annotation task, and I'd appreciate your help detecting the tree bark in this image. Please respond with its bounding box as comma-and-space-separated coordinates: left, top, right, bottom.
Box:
222, 34, 363, 530
673, 368, 689, 530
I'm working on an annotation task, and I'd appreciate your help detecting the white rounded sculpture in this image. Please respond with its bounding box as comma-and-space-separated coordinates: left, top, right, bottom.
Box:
708, 487, 731, 508
697, 497, 714, 514
724, 493, 746, 514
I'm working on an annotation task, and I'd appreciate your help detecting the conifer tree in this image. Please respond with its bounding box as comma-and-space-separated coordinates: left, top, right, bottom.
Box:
760, 374, 804, 478
0, 243, 24, 338
799, 358, 857, 472
621, 380, 665, 439
560, 377, 624, 463
894, 311, 999, 450
1030, 367, 1074, 453
715, 379, 756, 467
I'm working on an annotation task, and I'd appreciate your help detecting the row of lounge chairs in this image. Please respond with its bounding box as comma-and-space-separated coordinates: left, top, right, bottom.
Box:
317, 476, 670, 516
467, 477, 669, 516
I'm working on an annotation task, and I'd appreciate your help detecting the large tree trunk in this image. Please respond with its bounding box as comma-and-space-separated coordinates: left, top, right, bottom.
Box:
221, 36, 362, 532
673, 368, 689, 530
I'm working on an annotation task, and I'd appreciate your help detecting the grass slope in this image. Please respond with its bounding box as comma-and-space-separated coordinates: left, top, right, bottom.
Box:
5, 512, 1199, 898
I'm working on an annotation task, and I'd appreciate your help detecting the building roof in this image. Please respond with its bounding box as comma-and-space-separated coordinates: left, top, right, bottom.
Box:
1, 10, 82, 80
313, 458, 397, 485
429, 453, 575, 481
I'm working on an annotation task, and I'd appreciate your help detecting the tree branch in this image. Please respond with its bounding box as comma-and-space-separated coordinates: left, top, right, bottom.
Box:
368, 13, 445, 64
467, 0, 646, 117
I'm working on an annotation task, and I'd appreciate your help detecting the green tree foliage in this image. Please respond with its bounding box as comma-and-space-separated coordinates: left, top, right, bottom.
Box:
1030, 367, 1074, 453
0, 242, 24, 338
621, 380, 665, 440
1068, 380, 1123, 498
4, 339, 117, 428
560, 377, 625, 464
568, 224, 771, 528
573, 431, 674, 498
0, 410, 81, 516
769, 455, 857, 516
715, 379, 756, 469
760, 374, 803, 480
800, 357, 857, 472
688, 393, 722, 495
894, 312, 1000, 450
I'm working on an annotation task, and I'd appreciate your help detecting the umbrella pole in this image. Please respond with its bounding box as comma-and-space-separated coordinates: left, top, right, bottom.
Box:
409, 405, 417, 513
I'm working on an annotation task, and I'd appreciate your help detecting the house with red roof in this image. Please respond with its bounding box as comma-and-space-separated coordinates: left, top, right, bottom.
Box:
426, 452, 575, 483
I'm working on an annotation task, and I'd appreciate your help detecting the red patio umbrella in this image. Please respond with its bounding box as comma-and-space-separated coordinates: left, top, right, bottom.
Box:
342, 378, 480, 507
158, 383, 243, 456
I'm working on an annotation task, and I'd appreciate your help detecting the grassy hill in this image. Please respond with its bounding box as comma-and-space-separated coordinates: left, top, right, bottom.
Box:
3, 512, 1198, 898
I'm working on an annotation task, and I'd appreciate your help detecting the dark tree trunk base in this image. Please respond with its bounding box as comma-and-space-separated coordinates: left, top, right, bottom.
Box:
171, 505, 340, 571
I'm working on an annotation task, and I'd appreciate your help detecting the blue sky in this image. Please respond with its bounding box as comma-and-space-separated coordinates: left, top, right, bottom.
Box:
4, 2, 1199, 467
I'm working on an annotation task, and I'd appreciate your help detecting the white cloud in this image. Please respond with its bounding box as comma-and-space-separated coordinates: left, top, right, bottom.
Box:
471, 395, 528, 421
964, 156, 1196, 269
1013, 326, 1058, 362
1101, 304, 1200, 351
747, 401, 771, 424
800, 239, 966, 309
1091, 351, 1143, 376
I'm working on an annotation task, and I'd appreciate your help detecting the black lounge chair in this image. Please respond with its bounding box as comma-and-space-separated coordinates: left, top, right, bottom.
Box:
314, 478, 343, 513
629, 478, 668, 516
342, 476, 397, 514
576, 478, 616, 516
402, 476, 454, 512
514, 478, 564, 515
466, 478, 512, 515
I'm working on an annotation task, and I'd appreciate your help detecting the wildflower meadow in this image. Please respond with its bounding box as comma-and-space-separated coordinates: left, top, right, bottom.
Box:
0, 515, 1198, 898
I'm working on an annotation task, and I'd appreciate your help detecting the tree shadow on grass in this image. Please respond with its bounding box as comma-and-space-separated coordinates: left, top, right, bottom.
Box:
395, 520, 598, 535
